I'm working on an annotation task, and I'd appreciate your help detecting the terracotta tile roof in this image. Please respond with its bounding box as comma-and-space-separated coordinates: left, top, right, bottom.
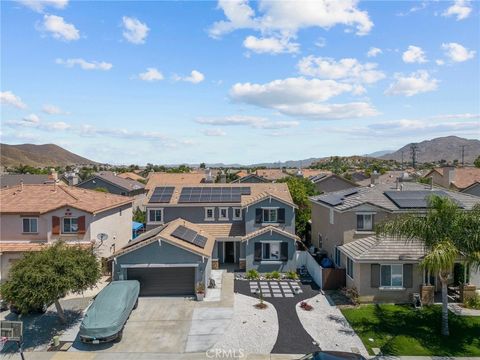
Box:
300, 169, 332, 179
117, 172, 145, 182
0, 184, 133, 215
255, 169, 292, 181
146, 183, 295, 207
242, 225, 300, 242
428, 167, 480, 190
145, 173, 206, 190
0, 241, 93, 252
356, 171, 413, 186
196, 223, 245, 238
110, 218, 215, 259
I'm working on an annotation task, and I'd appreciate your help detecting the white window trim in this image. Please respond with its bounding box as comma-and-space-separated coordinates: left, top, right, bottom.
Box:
148, 208, 164, 224
334, 247, 341, 267
356, 213, 374, 231
22, 217, 38, 234
204, 207, 215, 221
233, 207, 242, 220
380, 264, 404, 289
346, 257, 354, 279
262, 207, 279, 224
329, 208, 334, 225
62, 217, 78, 234
219, 207, 229, 221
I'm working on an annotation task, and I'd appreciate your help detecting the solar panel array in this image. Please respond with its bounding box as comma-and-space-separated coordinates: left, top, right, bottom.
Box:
171, 225, 208, 248
149, 186, 175, 203
319, 188, 359, 206
384, 190, 450, 209
178, 187, 251, 203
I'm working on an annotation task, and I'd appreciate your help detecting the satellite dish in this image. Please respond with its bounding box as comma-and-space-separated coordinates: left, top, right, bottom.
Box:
97, 233, 108, 242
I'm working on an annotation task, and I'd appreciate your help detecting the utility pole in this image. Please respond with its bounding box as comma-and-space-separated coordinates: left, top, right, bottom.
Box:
461, 145, 466, 166
410, 143, 418, 169
401, 151, 404, 170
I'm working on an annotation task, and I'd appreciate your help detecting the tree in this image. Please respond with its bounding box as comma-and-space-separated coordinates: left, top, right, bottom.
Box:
376, 196, 480, 336
278, 177, 318, 238
474, 155, 480, 168
0, 242, 101, 323
199, 162, 206, 169
133, 208, 146, 224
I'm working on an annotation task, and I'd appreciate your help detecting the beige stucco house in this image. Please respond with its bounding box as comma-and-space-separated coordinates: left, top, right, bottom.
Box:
309, 181, 480, 303
0, 184, 133, 282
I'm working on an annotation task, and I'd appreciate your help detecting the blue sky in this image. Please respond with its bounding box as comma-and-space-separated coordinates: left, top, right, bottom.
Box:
1, 0, 479, 165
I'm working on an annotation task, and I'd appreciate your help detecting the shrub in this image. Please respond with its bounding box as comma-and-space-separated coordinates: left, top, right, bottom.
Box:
464, 294, 480, 310
265, 271, 280, 279
341, 286, 360, 306
286, 270, 298, 280
196, 282, 205, 294
245, 269, 259, 280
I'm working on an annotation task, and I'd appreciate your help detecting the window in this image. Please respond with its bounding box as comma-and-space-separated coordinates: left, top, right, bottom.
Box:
22, 218, 38, 233
357, 214, 373, 231
204, 207, 215, 221
63, 217, 78, 233
148, 209, 163, 223
262, 208, 278, 223
262, 242, 280, 260
335, 247, 341, 267
329, 208, 334, 225
219, 207, 229, 220
233, 207, 242, 220
346, 257, 354, 278
381, 264, 403, 288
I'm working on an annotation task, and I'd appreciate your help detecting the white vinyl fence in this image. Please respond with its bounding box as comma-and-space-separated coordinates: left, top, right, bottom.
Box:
295, 251, 322, 288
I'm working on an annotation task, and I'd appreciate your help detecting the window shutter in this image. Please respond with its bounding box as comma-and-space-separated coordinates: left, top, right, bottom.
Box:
254, 242, 262, 261
278, 208, 285, 223
78, 216, 86, 235
403, 264, 413, 288
280, 242, 289, 261
255, 209, 262, 224
371, 264, 380, 288
52, 216, 60, 235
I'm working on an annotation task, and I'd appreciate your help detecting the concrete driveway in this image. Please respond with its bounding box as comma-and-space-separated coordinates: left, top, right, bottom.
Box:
72, 297, 197, 353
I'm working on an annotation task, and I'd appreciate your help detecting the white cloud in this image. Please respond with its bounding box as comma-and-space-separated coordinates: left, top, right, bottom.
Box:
442, 0, 472, 20
385, 70, 439, 97
435, 59, 445, 66
42, 104, 67, 115
0, 91, 27, 109
367, 47, 382, 57
173, 70, 205, 84
275, 102, 379, 119
196, 115, 299, 129
18, 0, 68, 12
56, 58, 112, 71
41, 14, 79, 41
138, 68, 164, 82
201, 128, 227, 137
243, 35, 299, 54
297, 56, 385, 84
441, 42, 476, 62
402, 45, 427, 63
22, 113, 40, 123
122, 16, 149, 44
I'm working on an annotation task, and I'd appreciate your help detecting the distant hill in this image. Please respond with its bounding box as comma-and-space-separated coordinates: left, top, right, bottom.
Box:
367, 150, 394, 158
380, 136, 480, 164
0, 143, 97, 168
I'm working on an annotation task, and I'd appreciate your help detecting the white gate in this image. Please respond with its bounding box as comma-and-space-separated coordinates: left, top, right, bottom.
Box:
295, 251, 322, 288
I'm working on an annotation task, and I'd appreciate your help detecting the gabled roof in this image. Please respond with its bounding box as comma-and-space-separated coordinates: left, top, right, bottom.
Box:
196, 223, 245, 238
255, 169, 291, 181
232, 173, 268, 183
310, 173, 359, 187
117, 172, 145, 182
242, 225, 300, 242
425, 167, 480, 190
1, 174, 52, 188
461, 181, 480, 194
110, 218, 215, 259
78, 171, 144, 192
145, 172, 206, 190
0, 241, 93, 253
310, 182, 480, 212
0, 184, 133, 215
338, 236, 426, 262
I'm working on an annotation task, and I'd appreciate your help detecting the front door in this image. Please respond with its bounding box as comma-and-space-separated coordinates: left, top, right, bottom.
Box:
224, 242, 235, 263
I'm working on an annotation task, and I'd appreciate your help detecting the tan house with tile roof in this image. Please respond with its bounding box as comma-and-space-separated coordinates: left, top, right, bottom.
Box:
0, 184, 133, 282
117, 172, 145, 182
424, 166, 480, 191
145, 172, 207, 190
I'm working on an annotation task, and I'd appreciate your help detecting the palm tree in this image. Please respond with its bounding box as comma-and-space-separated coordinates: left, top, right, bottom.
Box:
376, 195, 480, 336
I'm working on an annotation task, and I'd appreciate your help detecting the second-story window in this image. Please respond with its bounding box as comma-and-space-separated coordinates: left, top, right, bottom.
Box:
219, 207, 229, 220
233, 207, 242, 220
63, 217, 78, 233
263, 208, 278, 223
357, 214, 374, 231
149, 209, 163, 223
22, 217, 38, 233
205, 207, 215, 221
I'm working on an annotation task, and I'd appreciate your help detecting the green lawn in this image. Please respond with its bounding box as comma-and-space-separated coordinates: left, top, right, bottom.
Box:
341, 304, 480, 356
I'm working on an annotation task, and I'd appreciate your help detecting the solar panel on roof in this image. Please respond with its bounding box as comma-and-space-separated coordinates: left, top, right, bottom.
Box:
178, 187, 247, 203
149, 186, 175, 203
384, 190, 451, 209
171, 225, 208, 249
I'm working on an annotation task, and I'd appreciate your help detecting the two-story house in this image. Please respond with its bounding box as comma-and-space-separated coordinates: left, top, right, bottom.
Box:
309, 182, 480, 303
108, 183, 299, 296
0, 184, 133, 282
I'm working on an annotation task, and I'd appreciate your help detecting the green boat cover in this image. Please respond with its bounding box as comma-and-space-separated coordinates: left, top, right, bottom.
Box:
79, 280, 140, 339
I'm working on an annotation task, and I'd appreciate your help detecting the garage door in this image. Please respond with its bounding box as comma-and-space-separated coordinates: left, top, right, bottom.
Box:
127, 267, 195, 296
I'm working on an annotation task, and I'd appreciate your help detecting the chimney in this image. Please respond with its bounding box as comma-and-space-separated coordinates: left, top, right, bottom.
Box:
205, 168, 213, 183
371, 171, 380, 186
220, 172, 227, 184
69, 175, 79, 186
444, 166, 456, 187
48, 168, 58, 181
396, 178, 400, 190
296, 168, 303, 178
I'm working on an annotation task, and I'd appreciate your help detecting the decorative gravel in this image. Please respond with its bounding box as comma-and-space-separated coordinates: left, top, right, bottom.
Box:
213, 293, 278, 355
296, 294, 369, 357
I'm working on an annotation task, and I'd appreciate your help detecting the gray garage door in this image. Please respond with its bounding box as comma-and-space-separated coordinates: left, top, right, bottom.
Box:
127, 267, 195, 296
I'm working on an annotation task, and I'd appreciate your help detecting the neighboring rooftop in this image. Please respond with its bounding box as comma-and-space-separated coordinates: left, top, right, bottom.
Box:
425, 167, 480, 190
79, 171, 145, 192
255, 169, 291, 182
146, 183, 295, 207
145, 172, 207, 190
339, 236, 426, 262
0, 174, 53, 188
117, 172, 145, 182
355, 170, 415, 187
0, 184, 133, 215
310, 182, 480, 211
